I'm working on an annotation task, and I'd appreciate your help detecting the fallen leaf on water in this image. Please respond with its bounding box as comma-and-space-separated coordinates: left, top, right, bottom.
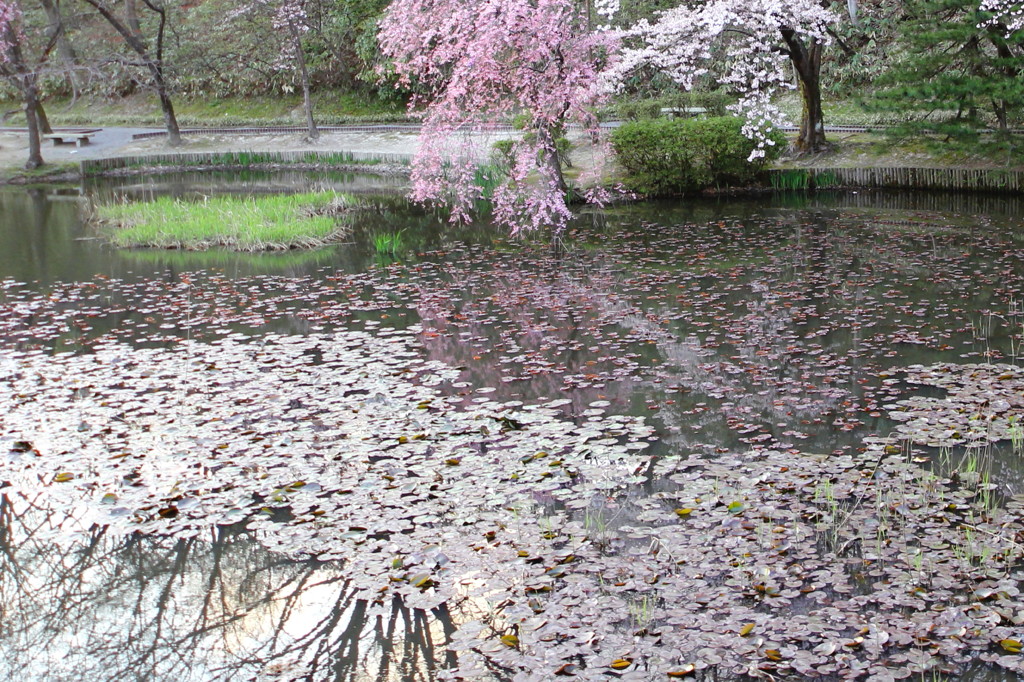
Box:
408, 573, 433, 589
1001, 639, 1023, 654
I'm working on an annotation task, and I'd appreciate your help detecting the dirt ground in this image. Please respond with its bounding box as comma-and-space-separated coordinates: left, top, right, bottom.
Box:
0, 132, 41, 172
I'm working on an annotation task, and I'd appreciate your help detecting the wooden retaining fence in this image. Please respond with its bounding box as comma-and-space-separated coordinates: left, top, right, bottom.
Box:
80, 149, 415, 175
767, 166, 1024, 193
799, 190, 1024, 216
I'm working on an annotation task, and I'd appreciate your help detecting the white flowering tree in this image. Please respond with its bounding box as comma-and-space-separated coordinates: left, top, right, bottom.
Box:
231, 0, 318, 140
609, 0, 842, 155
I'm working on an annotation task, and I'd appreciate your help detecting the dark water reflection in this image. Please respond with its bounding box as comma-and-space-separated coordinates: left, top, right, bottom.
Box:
0, 496, 459, 682
3, 176, 1024, 680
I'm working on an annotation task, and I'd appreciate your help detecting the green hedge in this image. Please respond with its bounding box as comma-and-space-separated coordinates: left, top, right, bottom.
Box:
610, 116, 785, 195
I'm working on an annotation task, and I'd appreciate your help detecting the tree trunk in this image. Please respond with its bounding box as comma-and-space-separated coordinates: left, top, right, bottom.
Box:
795, 47, 826, 153
781, 30, 828, 154
991, 39, 1017, 132
994, 99, 1008, 131
537, 124, 568, 199
1, 21, 44, 169
125, 0, 143, 35
23, 80, 44, 170
152, 70, 182, 146
291, 23, 318, 141
36, 100, 53, 135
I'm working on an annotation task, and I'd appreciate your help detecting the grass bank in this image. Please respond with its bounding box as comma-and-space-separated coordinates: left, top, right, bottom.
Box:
96, 192, 356, 251
3, 91, 409, 128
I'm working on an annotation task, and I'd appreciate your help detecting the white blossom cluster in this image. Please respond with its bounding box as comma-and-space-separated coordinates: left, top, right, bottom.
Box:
593, 0, 619, 21
980, 0, 1024, 33
226, 0, 308, 72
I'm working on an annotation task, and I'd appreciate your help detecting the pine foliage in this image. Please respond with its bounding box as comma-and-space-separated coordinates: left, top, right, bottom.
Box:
869, 0, 1024, 137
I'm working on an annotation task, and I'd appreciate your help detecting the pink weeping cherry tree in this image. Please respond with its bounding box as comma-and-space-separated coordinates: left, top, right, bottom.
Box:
608, 0, 841, 156
378, 0, 617, 233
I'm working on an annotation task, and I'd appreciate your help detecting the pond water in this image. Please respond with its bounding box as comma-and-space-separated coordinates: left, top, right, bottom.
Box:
4, 175, 1024, 681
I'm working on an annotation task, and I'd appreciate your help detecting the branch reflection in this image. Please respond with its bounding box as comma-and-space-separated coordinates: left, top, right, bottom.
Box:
0, 492, 479, 681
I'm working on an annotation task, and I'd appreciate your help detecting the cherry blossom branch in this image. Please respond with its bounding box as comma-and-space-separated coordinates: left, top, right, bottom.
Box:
379, 0, 618, 234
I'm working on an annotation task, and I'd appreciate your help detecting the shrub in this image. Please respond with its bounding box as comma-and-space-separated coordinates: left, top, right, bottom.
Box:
610, 116, 785, 195
614, 99, 664, 121
686, 90, 734, 117
492, 138, 516, 166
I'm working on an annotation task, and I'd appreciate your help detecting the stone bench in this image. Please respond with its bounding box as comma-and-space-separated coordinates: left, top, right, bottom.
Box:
43, 129, 100, 147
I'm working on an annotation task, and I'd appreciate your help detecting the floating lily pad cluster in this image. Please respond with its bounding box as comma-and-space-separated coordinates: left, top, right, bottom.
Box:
0, 329, 654, 607
1, 208, 1023, 462
885, 363, 1024, 448
4, 330, 1024, 679
445, 443, 1024, 680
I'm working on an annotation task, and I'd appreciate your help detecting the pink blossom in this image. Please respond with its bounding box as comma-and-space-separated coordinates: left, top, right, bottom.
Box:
379, 0, 617, 234
0, 0, 23, 66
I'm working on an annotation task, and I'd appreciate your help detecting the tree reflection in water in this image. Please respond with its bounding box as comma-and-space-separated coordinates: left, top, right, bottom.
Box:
0, 493, 473, 681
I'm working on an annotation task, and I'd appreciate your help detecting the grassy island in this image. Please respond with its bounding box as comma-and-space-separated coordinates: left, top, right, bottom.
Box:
96, 192, 356, 251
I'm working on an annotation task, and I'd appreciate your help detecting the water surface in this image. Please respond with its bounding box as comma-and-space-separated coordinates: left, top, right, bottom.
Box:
3, 177, 1024, 680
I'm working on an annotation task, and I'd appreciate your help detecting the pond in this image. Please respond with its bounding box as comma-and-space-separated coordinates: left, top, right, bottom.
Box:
3, 175, 1024, 681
